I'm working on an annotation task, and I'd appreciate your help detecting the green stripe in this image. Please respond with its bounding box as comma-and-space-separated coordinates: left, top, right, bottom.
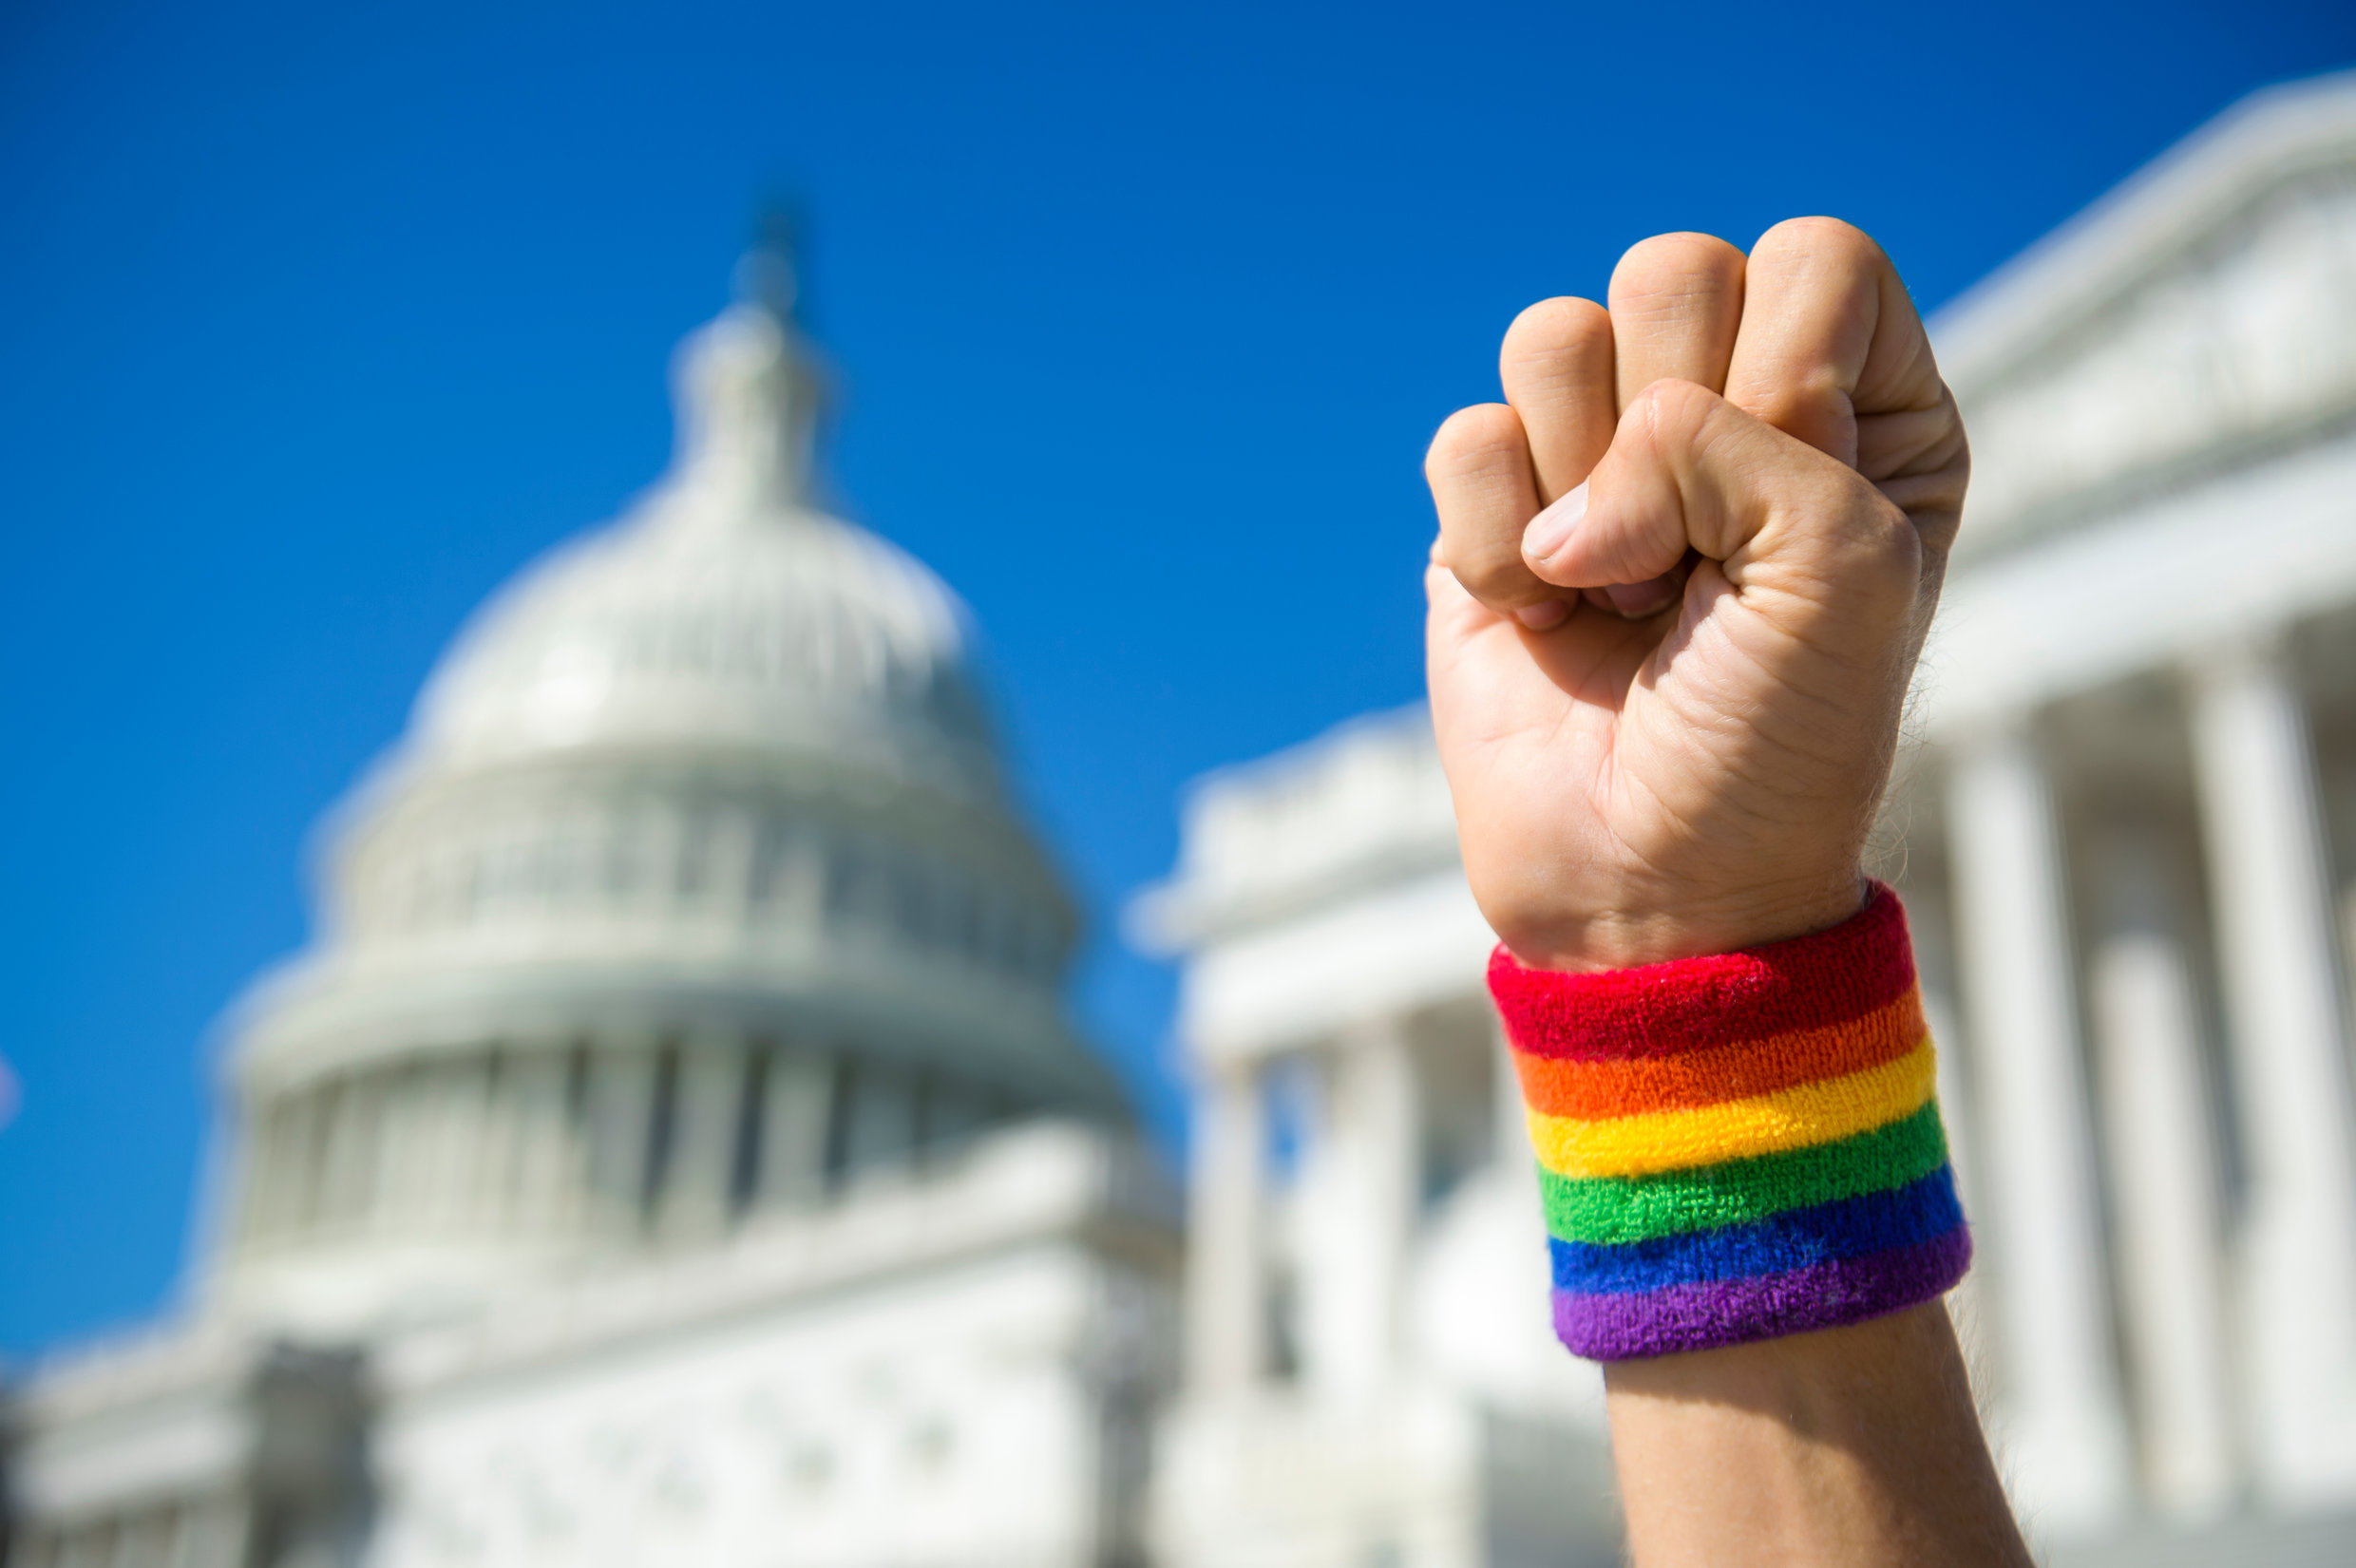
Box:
1540, 1101, 1950, 1245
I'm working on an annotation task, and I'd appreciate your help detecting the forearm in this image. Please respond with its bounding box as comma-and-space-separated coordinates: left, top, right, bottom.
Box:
1606, 1303, 2030, 1567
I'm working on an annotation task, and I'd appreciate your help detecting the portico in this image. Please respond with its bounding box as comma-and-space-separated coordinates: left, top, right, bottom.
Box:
1892, 71, 2356, 1531
1134, 711, 1619, 1568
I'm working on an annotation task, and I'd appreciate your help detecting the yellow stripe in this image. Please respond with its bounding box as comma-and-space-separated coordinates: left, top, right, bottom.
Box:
1525, 1041, 1939, 1179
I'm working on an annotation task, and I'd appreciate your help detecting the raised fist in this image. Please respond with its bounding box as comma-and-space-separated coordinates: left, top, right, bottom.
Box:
1424, 219, 1967, 971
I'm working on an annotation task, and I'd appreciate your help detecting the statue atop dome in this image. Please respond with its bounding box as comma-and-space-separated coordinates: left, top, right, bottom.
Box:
732, 205, 805, 321
664, 214, 830, 520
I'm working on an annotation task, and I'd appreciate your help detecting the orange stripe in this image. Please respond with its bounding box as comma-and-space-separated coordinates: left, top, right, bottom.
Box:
1512, 986, 1928, 1120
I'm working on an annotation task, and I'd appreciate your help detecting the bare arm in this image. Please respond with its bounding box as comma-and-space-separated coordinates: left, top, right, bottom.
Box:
1608, 1305, 2026, 1567
1422, 220, 2028, 1564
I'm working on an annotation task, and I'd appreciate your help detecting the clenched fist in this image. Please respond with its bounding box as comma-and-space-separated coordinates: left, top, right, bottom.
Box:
1425, 219, 1967, 972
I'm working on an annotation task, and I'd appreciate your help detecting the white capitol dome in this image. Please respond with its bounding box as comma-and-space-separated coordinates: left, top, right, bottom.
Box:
209, 245, 1125, 1334
409, 298, 998, 799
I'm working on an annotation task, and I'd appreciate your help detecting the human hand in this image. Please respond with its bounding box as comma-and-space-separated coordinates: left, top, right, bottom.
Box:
1424, 220, 1966, 971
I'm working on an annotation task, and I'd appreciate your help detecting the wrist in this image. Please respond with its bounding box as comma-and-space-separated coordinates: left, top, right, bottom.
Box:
1497, 870, 1872, 973
1490, 882, 1971, 1361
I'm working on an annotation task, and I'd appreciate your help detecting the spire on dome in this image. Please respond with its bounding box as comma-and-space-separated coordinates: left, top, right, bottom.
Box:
734, 205, 804, 322
664, 209, 826, 518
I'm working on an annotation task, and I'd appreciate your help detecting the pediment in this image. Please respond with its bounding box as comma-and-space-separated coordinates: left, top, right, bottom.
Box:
1932, 72, 2356, 561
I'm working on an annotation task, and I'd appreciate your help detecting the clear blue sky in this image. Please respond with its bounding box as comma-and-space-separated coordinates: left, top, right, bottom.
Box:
4, 0, 2352, 1359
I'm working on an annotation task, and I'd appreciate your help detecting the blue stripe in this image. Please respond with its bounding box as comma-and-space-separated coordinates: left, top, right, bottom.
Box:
1549, 1165, 1963, 1294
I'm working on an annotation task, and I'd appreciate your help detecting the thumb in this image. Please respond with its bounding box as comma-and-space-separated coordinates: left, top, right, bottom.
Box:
1522, 378, 1925, 648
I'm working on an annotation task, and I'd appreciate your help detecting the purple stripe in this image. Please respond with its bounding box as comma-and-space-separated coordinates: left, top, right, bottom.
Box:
1552, 1225, 1971, 1360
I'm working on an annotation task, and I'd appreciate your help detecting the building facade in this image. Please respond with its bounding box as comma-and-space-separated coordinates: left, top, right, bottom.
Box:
5, 245, 1179, 1568
1130, 710, 1620, 1568
1897, 67, 2356, 1558
1138, 70, 2356, 1568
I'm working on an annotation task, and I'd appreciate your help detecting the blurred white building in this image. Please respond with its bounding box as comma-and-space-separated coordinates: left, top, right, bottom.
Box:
1128, 712, 1621, 1568
3, 244, 1179, 1568
1136, 69, 2356, 1568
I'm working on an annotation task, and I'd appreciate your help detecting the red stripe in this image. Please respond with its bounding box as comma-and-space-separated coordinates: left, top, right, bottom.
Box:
1491, 883, 1917, 1061
1511, 987, 1927, 1117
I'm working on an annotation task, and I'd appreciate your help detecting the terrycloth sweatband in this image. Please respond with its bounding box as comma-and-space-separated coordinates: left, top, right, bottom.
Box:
1490, 883, 1970, 1360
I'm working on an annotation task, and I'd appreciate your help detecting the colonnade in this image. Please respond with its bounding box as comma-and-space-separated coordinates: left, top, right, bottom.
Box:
10, 1492, 254, 1568
231, 1032, 1012, 1262
1935, 631, 2356, 1521
1186, 1010, 1504, 1401
350, 791, 1067, 989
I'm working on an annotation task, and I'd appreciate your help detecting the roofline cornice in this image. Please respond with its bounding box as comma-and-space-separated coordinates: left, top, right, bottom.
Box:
1931, 68, 2356, 393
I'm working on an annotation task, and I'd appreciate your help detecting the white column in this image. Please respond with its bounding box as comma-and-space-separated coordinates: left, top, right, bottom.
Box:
640, 802, 686, 916
278, 1093, 326, 1236
1916, 963, 1996, 1387
924, 1074, 992, 1148
2088, 860, 2235, 1518
172, 1497, 247, 1568
370, 1067, 427, 1233
156, 1505, 189, 1568
501, 1046, 580, 1237
658, 1031, 743, 1239
1896, 881, 2000, 1378
237, 1102, 296, 1244
2189, 634, 2356, 1499
841, 1058, 918, 1178
773, 828, 828, 935
1492, 1014, 1529, 1170
696, 800, 759, 916
1295, 1018, 1416, 1397
470, 1054, 522, 1230
1947, 725, 2132, 1528
1187, 1059, 1266, 1395
106, 1510, 169, 1568
314, 1076, 383, 1233
755, 1047, 835, 1209
1898, 889, 1981, 1211
584, 1036, 658, 1235
421, 1058, 493, 1231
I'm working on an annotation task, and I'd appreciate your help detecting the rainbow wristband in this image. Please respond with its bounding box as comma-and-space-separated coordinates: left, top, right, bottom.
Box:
1490, 884, 1970, 1360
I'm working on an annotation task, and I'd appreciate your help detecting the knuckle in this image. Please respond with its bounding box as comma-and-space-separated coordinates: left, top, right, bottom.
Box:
1755, 214, 1882, 264
1630, 376, 1723, 438
1846, 486, 1924, 584
1454, 548, 1541, 606
1610, 232, 1744, 314
1747, 217, 1890, 318
1502, 295, 1609, 362
1747, 367, 1854, 444
1425, 404, 1523, 479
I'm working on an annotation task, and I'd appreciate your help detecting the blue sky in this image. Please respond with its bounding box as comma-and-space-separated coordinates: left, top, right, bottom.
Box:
4, 0, 2353, 1358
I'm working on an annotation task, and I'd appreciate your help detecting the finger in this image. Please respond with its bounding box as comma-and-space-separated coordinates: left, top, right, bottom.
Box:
1607, 233, 1747, 407
1425, 403, 1561, 625
1499, 296, 1616, 505
1724, 217, 1968, 557
1523, 474, 1689, 618
1720, 217, 1879, 465
1548, 380, 1921, 651
1720, 217, 1921, 464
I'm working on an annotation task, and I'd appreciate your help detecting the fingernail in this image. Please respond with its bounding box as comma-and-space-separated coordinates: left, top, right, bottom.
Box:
1522, 481, 1588, 563
1514, 599, 1569, 631
1606, 577, 1679, 618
